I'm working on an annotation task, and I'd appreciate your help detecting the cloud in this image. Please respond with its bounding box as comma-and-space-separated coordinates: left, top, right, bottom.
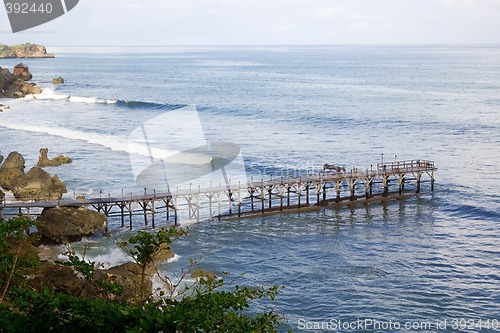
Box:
1, 0, 500, 45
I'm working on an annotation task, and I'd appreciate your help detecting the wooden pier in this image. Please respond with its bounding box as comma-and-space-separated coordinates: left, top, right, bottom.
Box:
0, 160, 436, 230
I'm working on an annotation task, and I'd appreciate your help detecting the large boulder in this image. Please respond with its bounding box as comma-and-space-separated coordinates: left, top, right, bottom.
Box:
0, 151, 25, 190
37, 148, 72, 167
96, 262, 152, 305
52, 77, 64, 85
37, 207, 107, 244
31, 261, 87, 296
19, 82, 41, 95
11, 166, 66, 200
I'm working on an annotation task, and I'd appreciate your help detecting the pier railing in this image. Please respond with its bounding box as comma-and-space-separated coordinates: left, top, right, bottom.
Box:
377, 160, 434, 173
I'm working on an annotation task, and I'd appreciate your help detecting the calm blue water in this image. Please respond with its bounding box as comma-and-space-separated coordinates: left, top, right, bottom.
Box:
1, 45, 499, 332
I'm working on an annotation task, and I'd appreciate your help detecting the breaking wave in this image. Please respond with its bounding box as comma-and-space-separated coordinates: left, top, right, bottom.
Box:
26, 87, 185, 110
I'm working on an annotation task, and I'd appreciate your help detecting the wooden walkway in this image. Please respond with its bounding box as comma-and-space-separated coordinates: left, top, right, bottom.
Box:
0, 160, 436, 230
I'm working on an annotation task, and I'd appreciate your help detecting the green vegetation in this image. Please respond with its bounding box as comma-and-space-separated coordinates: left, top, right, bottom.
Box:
0, 217, 289, 332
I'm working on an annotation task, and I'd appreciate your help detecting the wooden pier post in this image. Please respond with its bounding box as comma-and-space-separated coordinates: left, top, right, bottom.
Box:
261, 181, 265, 214
416, 173, 422, 193
129, 192, 133, 230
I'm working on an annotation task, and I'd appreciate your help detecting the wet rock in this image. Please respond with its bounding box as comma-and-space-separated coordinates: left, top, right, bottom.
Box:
191, 269, 217, 280
0, 189, 4, 201
37, 148, 72, 167
37, 206, 107, 244
0, 151, 26, 190
11, 166, 66, 200
52, 77, 64, 85
0, 154, 3, 164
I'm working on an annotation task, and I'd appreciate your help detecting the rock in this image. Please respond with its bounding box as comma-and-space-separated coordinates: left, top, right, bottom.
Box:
0, 154, 3, 164
0, 151, 26, 191
0, 66, 42, 99
11, 166, 66, 201
0, 189, 4, 201
31, 260, 153, 304
154, 243, 175, 263
20, 71, 33, 81
52, 77, 64, 85
96, 262, 152, 305
0, 68, 15, 84
19, 82, 41, 95
31, 261, 87, 296
37, 148, 72, 167
191, 269, 217, 280
37, 206, 107, 244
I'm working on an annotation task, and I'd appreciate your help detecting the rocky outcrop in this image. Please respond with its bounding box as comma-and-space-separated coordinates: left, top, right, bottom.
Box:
52, 77, 64, 85
0, 43, 54, 58
31, 260, 152, 305
10, 166, 66, 200
37, 207, 107, 244
0, 151, 26, 190
0, 151, 67, 200
0, 66, 42, 98
37, 148, 72, 167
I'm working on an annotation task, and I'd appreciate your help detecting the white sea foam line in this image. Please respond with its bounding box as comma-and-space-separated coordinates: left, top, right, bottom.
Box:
24, 87, 117, 104
0, 120, 194, 161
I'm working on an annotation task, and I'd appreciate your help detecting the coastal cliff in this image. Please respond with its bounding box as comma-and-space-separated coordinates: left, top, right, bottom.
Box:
0, 43, 54, 58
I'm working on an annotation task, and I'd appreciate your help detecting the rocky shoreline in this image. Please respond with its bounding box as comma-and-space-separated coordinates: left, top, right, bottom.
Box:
0, 64, 43, 99
1, 44, 58, 99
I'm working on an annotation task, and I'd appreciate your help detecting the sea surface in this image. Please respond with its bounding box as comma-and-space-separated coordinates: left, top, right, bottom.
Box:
1, 45, 499, 332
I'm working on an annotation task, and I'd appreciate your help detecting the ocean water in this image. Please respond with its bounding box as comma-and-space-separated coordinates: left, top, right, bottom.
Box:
1, 45, 499, 332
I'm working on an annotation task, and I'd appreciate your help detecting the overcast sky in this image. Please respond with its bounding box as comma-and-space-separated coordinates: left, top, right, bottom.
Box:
1, 0, 500, 47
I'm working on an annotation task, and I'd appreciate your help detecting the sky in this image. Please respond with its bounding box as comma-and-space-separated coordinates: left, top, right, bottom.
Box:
1, 0, 500, 47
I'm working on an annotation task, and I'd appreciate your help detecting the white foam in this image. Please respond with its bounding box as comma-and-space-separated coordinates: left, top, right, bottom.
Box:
0, 119, 187, 161
34, 87, 70, 100
68, 95, 117, 104
26, 87, 117, 104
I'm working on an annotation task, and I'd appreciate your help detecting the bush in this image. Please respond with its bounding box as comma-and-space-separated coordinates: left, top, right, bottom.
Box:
0, 218, 289, 332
